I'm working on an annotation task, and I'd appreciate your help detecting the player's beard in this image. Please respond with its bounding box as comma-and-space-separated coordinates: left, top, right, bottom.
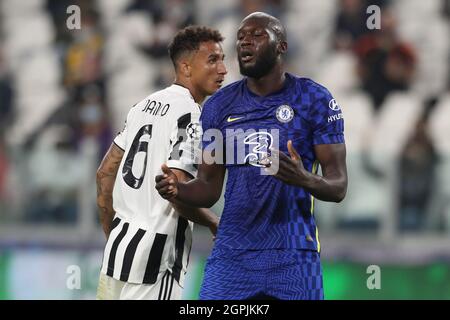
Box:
239, 46, 278, 79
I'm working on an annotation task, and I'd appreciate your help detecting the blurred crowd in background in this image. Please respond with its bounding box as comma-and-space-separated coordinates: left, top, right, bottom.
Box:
0, 0, 449, 242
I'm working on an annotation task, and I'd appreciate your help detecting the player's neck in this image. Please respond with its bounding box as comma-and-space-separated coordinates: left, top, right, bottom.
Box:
246, 67, 286, 97
173, 79, 206, 104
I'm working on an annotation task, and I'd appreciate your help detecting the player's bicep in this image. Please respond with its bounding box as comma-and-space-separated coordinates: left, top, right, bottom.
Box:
314, 143, 347, 183
97, 143, 125, 176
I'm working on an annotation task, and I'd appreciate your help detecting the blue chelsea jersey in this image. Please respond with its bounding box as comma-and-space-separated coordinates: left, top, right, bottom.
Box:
200, 73, 345, 251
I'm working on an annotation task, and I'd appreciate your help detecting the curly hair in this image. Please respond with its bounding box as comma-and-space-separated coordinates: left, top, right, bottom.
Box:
168, 25, 224, 68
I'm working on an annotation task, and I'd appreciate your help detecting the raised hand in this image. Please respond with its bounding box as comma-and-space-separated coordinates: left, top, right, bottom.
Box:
155, 164, 179, 200
268, 140, 309, 187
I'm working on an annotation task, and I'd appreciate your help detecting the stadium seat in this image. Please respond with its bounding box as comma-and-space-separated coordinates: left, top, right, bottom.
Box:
7, 89, 66, 146
336, 92, 373, 153
108, 60, 157, 130
394, 0, 442, 19
285, 0, 337, 76
96, 0, 133, 26
427, 94, 450, 231
3, 13, 55, 65
14, 49, 61, 95
394, 1, 449, 99
314, 51, 359, 97
2, 3, 63, 147
0, 0, 45, 15
368, 92, 424, 167
429, 93, 450, 155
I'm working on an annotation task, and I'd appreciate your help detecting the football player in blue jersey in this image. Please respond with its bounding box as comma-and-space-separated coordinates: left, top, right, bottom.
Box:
155, 12, 347, 300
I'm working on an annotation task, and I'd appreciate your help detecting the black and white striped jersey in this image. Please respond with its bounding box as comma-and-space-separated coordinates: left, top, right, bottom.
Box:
101, 84, 201, 286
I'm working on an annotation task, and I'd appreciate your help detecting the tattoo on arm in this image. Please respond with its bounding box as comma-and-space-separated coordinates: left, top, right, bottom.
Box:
96, 143, 124, 238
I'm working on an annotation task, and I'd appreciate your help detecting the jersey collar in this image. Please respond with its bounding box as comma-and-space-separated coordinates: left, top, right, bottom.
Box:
171, 83, 195, 102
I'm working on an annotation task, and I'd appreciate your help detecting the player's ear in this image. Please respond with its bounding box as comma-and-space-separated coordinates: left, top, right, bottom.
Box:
179, 61, 192, 78
277, 40, 288, 55
181, 51, 195, 78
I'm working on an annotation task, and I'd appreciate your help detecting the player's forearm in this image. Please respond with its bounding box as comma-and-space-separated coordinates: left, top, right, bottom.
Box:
176, 178, 220, 208
96, 172, 117, 238
172, 201, 219, 235
95, 144, 124, 238
97, 197, 115, 238
301, 171, 347, 203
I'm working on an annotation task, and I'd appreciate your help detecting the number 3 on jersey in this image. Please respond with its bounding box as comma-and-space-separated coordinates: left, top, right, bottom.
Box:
122, 124, 152, 189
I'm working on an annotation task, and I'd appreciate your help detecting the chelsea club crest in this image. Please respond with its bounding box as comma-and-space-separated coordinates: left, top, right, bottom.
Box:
276, 104, 294, 123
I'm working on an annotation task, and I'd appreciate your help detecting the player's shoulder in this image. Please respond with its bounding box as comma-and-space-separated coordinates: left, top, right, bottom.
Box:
151, 85, 192, 103
153, 85, 201, 114
124, 86, 200, 125
290, 73, 332, 99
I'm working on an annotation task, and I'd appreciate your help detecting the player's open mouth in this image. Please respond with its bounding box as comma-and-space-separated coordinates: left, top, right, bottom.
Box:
216, 79, 224, 86
240, 51, 254, 63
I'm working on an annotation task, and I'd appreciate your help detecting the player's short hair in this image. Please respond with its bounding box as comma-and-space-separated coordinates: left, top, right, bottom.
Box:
168, 26, 224, 68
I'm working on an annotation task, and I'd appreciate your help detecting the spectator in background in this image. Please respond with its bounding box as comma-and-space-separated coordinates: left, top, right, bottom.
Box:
127, 0, 198, 89
354, 8, 416, 109
211, 0, 285, 22
334, 0, 389, 50
47, 0, 104, 95
0, 45, 13, 218
64, 6, 105, 103
444, 0, 450, 20
132, 0, 197, 59
73, 85, 113, 161
0, 135, 9, 216
0, 46, 14, 131
398, 108, 438, 233
46, 0, 78, 47
334, 0, 369, 50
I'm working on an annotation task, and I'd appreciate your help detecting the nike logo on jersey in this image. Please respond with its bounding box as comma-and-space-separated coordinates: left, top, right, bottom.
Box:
227, 116, 244, 122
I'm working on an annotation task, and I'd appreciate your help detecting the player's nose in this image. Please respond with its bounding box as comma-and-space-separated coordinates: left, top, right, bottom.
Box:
239, 38, 252, 49
239, 31, 253, 46
217, 60, 227, 75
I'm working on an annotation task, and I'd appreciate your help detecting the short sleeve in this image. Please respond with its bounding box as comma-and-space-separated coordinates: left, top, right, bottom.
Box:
113, 108, 133, 150
309, 88, 345, 145
166, 107, 202, 178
